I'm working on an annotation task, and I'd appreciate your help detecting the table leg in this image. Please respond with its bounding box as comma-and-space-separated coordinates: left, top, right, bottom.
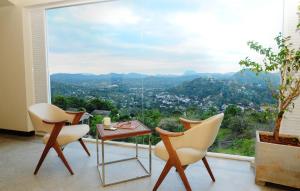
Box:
136, 136, 138, 158
96, 130, 99, 165
149, 135, 152, 174
96, 132, 152, 186
102, 139, 105, 184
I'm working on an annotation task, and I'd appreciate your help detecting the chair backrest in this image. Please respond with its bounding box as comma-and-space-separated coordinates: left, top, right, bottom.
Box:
171, 113, 224, 151
28, 103, 68, 133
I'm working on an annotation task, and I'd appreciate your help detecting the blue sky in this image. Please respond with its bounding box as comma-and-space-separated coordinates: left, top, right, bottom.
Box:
47, 0, 283, 75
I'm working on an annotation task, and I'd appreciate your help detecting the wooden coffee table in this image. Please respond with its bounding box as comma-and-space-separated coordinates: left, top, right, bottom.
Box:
96, 120, 152, 186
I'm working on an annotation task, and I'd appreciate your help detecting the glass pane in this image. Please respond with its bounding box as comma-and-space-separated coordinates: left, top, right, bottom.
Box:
47, 0, 283, 156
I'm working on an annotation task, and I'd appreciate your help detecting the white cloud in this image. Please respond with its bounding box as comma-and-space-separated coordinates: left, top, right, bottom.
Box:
164, 0, 282, 56
67, 3, 141, 26
48, 52, 240, 74
47, 0, 283, 74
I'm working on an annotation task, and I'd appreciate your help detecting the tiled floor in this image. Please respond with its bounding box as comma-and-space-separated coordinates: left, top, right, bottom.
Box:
0, 135, 288, 191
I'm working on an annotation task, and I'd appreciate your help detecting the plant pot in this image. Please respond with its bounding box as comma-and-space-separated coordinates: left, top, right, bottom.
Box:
255, 131, 300, 188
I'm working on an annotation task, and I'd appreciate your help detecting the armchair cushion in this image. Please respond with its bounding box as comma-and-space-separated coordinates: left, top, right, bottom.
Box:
171, 113, 224, 151
154, 141, 206, 165
43, 124, 89, 146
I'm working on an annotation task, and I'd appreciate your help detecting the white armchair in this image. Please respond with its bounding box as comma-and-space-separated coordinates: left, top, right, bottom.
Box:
153, 113, 224, 191
28, 103, 90, 175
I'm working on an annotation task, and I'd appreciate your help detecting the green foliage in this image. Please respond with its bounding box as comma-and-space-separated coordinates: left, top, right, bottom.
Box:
85, 98, 117, 114
212, 105, 274, 155
216, 128, 232, 140
213, 138, 255, 156
240, 33, 300, 110
51, 95, 119, 137
199, 107, 218, 119
170, 77, 276, 108
232, 138, 256, 156
51, 62, 282, 157
52, 94, 276, 156
89, 115, 103, 137
52, 95, 68, 110
158, 117, 183, 132
240, 33, 300, 137
250, 109, 275, 123
226, 115, 247, 135
224, 105, 242, 116
66, 97, 87, 110
137, 109, 161, 130
52, 95, 118, 114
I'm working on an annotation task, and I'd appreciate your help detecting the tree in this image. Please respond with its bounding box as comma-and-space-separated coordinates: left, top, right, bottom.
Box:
66, 96, 86, 110
224, 105, 242, 116
158, 117, 182, 132
89, 115, 104, 138
138, 109, 161, 130
85, 98, 118, 114
200, 107, 218, 119
239, 33, 300, 141
52, 95, 67, 109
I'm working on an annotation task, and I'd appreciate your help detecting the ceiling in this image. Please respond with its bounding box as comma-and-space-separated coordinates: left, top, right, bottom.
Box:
6, 0, 67, 7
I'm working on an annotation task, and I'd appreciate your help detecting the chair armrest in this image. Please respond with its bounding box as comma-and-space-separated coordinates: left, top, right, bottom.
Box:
65, 111, 85, 115
65, 111, 85, 125
42, 119, 67, 124
155, 127, 184, 137
155, 127, 184, 160
179, 117, 202, 124
179, 117, 202, 130
42, 120, 66, 145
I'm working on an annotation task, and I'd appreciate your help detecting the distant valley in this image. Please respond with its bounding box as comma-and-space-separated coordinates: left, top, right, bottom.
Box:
51, 70, 279, 113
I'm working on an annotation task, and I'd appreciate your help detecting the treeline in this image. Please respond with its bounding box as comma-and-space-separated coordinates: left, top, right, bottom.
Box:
52, 95, 276, 156
170, 77, 276, 107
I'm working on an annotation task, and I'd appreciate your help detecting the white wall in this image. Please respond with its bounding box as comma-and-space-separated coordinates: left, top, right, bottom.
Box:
280, 0, 300, 135
0, 0, 13, 7
0, 5, 34, 132
283, 0, 300, 47
0, 0, 92, 133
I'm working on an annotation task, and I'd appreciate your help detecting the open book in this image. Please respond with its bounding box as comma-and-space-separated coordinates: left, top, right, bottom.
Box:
114, 121, 139, 129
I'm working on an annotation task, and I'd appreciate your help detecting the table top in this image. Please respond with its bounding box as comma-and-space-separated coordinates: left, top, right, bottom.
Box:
97, 120, 151, 141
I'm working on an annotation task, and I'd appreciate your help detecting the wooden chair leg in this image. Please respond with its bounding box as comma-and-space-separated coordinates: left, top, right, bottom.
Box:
53, 142, 74, 175
153, 160, 172, 191
34, 143, 52, 175
202, 156, 215, 182
174, 161, 192, 191
176, 165, 188, 172
78, 138, 91, 156
34, 123, 64, 175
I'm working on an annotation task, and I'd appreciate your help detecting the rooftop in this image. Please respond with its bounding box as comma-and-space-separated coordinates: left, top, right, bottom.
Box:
0, 135, 287, 191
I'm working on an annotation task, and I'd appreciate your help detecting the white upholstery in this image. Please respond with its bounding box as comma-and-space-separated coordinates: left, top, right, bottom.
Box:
155, 141, 206, 165
43, 124, 89, 146
28, 103, 73, 133
154, 113, 224, 165
28, 103, 89, 146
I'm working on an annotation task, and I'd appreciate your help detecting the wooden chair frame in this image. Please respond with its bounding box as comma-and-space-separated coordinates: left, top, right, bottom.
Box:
179, 117, 202, 130
34, 111, 90, 175
153, 127, 215, 191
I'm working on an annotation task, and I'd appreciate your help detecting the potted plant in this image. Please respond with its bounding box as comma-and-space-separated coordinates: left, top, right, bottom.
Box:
239, 33, 300, 188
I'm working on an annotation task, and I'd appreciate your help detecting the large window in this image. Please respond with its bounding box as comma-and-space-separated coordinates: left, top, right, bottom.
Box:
47, 0, 283, 156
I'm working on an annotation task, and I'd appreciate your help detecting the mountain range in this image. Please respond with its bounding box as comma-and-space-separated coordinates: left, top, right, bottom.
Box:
50, 70, 279, 109
51, 70, 279, 88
